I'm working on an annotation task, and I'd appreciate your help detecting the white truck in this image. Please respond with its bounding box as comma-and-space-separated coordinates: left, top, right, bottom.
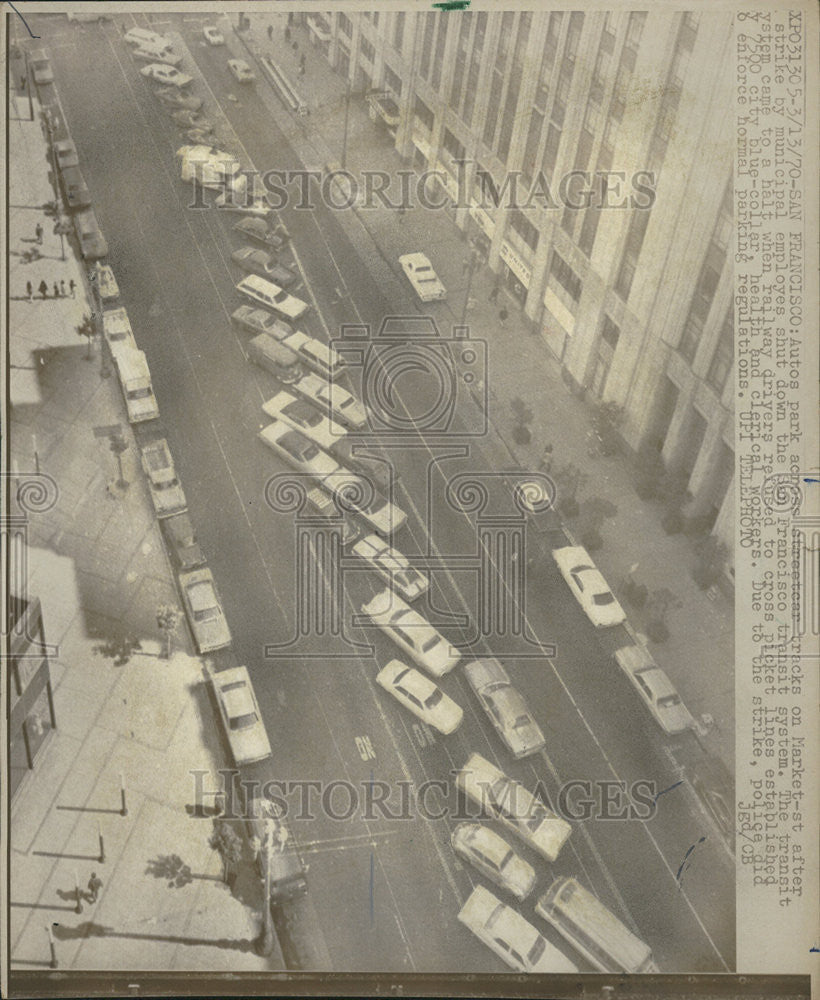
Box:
176, 144, 245, 195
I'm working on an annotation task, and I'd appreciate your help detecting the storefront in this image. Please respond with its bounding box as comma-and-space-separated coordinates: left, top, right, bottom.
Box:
9, 595, 57, 802
499, 241, 531, 307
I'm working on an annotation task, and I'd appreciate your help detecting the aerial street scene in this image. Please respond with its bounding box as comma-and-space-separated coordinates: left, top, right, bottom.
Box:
8, 5, 750, 990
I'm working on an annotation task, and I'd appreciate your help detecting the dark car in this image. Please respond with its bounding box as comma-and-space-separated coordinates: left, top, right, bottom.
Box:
74, 209, 108, 261
61, 165, 92, 210
161, 512, 205, 571
329, 437, 392, 492
53, 139, 79, 171
155, 87, 203, 111
231, 246, 296, 288
233, 216, 288, 251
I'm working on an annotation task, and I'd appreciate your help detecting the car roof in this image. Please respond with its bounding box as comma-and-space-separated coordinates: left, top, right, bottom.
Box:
394, 665, 437, 699
460, 824, 513, 867
187, 577, 216, 611
465, 657, 509, 689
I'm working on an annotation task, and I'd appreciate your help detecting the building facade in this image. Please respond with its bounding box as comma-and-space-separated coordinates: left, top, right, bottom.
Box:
307, 9, 735, 566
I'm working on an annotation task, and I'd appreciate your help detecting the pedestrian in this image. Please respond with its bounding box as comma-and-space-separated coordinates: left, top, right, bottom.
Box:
53, 282, 60, 298
39, 279, 48, 299
26, 280, 33, 301
284, 25, 291, 42
69, 278, 76, 298
298, 52, 306, 74
499, 307, 508, 327
35, 223, 43, 245
292, 40, 299, 52
267, 24, 273, 41
60, 279, 66, 297
539, 443, 554, 473
20, 75, 27, 92
87, 872, 103, 904
488, 282, 500, 304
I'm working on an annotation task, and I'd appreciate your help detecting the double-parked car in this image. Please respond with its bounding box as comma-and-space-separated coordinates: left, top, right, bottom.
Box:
463, 658, 546, 759
552, 545, 626, 627
360, 589, 460, 677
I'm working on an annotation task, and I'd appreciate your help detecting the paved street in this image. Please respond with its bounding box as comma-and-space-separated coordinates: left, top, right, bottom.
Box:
11, 10, 735, 978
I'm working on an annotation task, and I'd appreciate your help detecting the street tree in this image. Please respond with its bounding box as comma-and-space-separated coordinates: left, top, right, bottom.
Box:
209, 820, 243, 886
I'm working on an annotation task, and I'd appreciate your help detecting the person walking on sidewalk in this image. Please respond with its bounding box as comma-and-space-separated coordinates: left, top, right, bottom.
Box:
539, 443, 554, 474
69, 278, 76, 298
60, 279, 66, 297
38, 279, 48, 299
53, 282, 60, 298
298, 52, 306, 76
488, 282, 500, 304
26, 280, 33, 301
35, 222, 43, 245
267, 23, 273, 41
86, 872, 103, 903
498, 307, 508, 327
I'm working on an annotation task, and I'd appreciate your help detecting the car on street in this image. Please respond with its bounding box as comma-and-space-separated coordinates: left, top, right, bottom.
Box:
451, 824, 536, 902
231, 305, 292, 338
456, 752, 572, 863
179, 567, 232, 653
279, 329, 347, 381
207, 664, 272, 766
203, 25, 225, 45
171, 110, 213, 131
123, 27, 172, 48
139, 438, 187, 519
60, 165, 91, 210
30, 50, 54, 86
184, 127, 217, 145
53, 139, 79, 170
74, 209, 108, 261
155, 87, 203, 111
139, 64, 193, 88
97, 264, 120, 302
351, 534, 429, 601
262, 391, 345, 451
375, 660, 463, 734
231, 246, 296, 287
463, 658, 546, 759
216, 189, 272, 217
233, 217, 288, 250
161, 511, 205, 571
399, 252, 447, 302
228, 59, 256, 84
551, 546, 626, 627
360, 589, 461, 677
319, 470, 406, 536
236, 275, 309, 321
258, 421, 339, 480
613, 644, 696, 734
130, 46, 183, 68
102, 307, 137, 359
291, 372, 368, 430
329, 438, 391, 492
458, 885, 578, 974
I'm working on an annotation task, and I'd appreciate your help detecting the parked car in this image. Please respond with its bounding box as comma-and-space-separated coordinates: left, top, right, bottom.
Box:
53, 139, 79, 170
376, 660, 463, 734
207, 664, 271, 765
451, 824, 536, 902
291, 371, 368, 430
60, 165, 91, 210
171, 110, 213, 131
140, 438, 187, 519
463, 658, 546, 759
139, 64, 192, 88
231, 246, 296, 287
360, 588, 461, 678
246, 333, 303, 384
184, 127, 217, 145
613, 645, 696, 734
161, 511, 205, 571
74, 209, 108, 261
231, 305, 292, 339
102, 307, 137, 360
320, 470, 406, 537
179, 567, 231, 653
228, 59, 256, 84
123, 27, 172, 48
233, 217, 288, 250
130, 46, 183, 68
262, 391, 345, 451
155, 87, 203, 111
96, 264, 120, 302
30, 50, 54, 86
552, 546, 626, 627
279, 329, 347, 381
258, 421, 338, 480
328, 437, 391, 493
399, 252, 447, 302
458, 885, 578, 974
236, 275, 309, 321
202, 25, 225, 45
456, 752, 572, 863
351, 534, 428, 601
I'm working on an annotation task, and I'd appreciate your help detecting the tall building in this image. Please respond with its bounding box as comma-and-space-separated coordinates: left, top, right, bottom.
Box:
307, 9, 735, 570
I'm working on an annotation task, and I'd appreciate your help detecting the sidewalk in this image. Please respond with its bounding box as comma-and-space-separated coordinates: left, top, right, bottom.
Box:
236, 13, 734, 771
9, 95, 283, 973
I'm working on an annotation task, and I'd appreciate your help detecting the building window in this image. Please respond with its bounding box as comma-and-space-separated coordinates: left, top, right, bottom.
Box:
462, 13, 487, 128
564, 12, 584, 63
431, 16, 449, 92
707, 310, 734, 391
679, 243, 726, 363
550, 251, 582, 303
450, 16, 472, 107
393, 12, 405, 51
624, 11, 648, 53
496, 11, 515, 71
384, 64, 401, 99
614, 207, 650, 300
360, 37, 375, 64
483, 70, 503, 148
414, 95, 434, 133
542, 123, 562, 177
601, 315, 621, 349
496, 12, 530, 163
443, 127, 465, 163
339, 13, 353, 38
510, 210, 539, 252
420, 13, 437, 81
522, 109, 544, 186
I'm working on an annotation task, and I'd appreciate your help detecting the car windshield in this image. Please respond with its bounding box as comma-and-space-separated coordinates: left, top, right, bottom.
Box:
658, 693, 682, 708
527, 936, 546, 966
230, 711, 258, 730
155, 478, 179, 491
421, 634, 440, 653
424, 689, 443, 710
593, 592, 615, 605
512, 714, 532, 730
274, 290, 289, 304
193, 606, 217, 623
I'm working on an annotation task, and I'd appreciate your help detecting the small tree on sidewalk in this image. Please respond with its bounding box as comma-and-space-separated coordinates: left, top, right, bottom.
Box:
510, 397, 534, 445
552, 462, 587, 519
76, 314, 95, 360
644, 587, 682, 644
209, 820, 243, 886
576, 496, 618, 552
156, 604, 182, 660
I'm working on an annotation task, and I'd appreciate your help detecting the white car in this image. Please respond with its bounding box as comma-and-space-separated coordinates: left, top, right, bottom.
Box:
258, 420, 338, 480
203, 25, 225, 45
319, 469, 406, 536
139, 64, 193, 88
451, 824, 535, 901
130, 47, 183, 68
376, 660, 463, 735
552, 545, 626, 627
613, 645, 696, 734
463, 658, 546, 759
456, 752, 571, 863
96, 264, 120, 302
231, 305, 292, 339
123, 27, 172, 48
228, 59, 256, 83
179, 567, 232, 653
351, 534, 429, 602
236, 275, 309, 321
262, 391, 346, 451
291, 372, 368, 430
207, 664, 271, 766
360, 588, 461, 678
399, 253, 447, 302
458, 886, 578, 974
140, 438, 187, 519
279, 329, 347, 380
102, 308, 137, 359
